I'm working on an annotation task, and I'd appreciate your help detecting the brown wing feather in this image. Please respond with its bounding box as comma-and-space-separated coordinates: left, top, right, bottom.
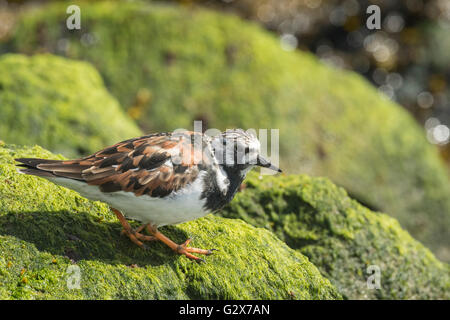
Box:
25, 132, 209, 197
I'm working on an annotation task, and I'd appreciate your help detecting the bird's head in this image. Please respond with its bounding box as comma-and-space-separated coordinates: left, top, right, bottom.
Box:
211, 129, 282, 175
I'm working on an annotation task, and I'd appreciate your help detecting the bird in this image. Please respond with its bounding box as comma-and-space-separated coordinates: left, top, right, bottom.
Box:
15, 129, 281, 262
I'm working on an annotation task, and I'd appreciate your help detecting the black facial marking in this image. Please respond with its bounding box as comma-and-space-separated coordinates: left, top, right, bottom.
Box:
201, 165, 246, 212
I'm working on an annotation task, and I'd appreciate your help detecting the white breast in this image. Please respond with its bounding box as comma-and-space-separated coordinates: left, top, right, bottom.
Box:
49, 173, 209, 227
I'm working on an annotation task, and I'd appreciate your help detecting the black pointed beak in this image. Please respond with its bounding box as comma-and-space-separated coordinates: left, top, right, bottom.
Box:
256, 155, 282, 173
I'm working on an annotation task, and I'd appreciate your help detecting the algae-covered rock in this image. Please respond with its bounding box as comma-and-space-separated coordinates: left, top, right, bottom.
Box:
218, 172, 450, 299
0, 54, 142, 158
5, 1, 450, 261
0, 143, 340, 300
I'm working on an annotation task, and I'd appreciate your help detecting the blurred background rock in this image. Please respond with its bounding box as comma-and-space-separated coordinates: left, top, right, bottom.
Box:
174, 0, 450, 164
0, 53, 142, 157
0, 0, 449, 262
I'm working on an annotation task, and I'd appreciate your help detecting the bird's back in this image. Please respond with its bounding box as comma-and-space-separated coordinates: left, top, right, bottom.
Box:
16, 131, 230, 226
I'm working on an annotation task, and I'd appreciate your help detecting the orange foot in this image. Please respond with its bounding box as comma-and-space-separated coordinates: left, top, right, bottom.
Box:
145, 225, 217, 263
121, 223, 157, 244
111, 208, 216, 262
111, 208, 156, 249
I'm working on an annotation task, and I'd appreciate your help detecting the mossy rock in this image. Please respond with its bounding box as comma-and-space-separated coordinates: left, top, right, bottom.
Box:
219, 172, 450, 299
5, 1, 450, 261
0, 143, 340, 299
0, 53, 142, 158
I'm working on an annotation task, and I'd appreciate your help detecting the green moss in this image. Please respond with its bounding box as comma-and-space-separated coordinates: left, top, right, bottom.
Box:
0, 143, 340, 300
219, 172, 450, 299
0, 54, 142, 158
5, 1, 450, 260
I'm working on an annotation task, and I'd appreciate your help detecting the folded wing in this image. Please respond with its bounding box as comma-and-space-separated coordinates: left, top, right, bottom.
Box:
16, 131, 211, 198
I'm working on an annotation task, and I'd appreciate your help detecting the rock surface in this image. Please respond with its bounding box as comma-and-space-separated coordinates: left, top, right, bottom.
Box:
220, 173, 450, 299
0, 143, 340, 299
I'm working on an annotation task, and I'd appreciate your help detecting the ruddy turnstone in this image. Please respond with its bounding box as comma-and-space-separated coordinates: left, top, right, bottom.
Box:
16, 129, 281, 261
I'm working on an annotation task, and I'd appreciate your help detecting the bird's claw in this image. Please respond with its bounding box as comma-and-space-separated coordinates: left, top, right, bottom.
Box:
206, 248, 218, 256
175, 238, 217, 262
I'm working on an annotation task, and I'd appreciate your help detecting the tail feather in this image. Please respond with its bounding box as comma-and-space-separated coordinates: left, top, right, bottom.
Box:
15, 158, 85, 181
16, 158, 62, 168
17, 167, 57, 178
15, 158, 62, 178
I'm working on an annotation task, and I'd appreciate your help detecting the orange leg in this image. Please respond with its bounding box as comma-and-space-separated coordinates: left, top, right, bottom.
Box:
120, 223, 157, 242
145, 224, 216, 262
111, 208, 216, 262
111, 208, 156, 248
